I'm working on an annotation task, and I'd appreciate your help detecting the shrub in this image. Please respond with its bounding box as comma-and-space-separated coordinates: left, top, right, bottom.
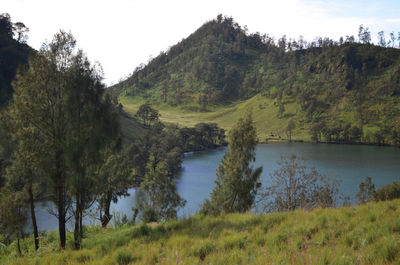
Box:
375, 182, 400, 201
192, 242, 215, 261
142, 208, 158, 223
115, 249, 134, 265
131, 224, 151, 238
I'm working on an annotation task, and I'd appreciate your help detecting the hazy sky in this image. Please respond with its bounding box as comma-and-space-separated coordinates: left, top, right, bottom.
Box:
3, 0, 400, 85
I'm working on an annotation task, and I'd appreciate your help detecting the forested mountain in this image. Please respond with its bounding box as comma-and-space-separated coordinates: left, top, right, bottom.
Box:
113, 15, 400, 145
0, 13, 32, 108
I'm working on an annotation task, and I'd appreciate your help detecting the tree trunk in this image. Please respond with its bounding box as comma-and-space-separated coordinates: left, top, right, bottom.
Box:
54, 144, 67, 250
79, 209, 83, 240
58, 191, 66, 249
101, 192, 112, 227
17, 233, 21, 256
74, 194, 81, 249
28, 182, 39, 250
56, 161, 66, 249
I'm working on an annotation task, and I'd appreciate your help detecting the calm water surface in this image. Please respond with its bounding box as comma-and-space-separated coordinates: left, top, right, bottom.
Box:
33, 143, 400, 231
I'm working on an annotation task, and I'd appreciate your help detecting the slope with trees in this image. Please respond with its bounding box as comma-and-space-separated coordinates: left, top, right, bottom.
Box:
113, 15, 400, 146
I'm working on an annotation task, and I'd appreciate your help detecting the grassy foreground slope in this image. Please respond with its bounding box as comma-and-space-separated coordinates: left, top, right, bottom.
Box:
120, 95, 309, 142
3, 200, 400, 265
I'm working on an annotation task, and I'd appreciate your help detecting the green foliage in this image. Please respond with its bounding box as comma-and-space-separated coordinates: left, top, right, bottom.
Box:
0, 188, 27, 254
98, 146, 132, 228
355, 176, 376, 204
135, 103, 160, 127
375, 181, 400, 201
135, 167, 186, 222
202, 112, 262, 214
9, 30, 122, 249
141, 208, 158, 223
261, 155, 339, 212
179, 122, 226, 151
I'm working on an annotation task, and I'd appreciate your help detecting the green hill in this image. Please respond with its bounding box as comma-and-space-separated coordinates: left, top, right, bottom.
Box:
113, 15, 400, 145
0, 13, 32, 108
2, 199, 400, 264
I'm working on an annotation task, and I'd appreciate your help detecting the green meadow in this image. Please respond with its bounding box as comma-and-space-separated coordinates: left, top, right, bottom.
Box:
119, 94, 311, 142
3, 199, 400, 265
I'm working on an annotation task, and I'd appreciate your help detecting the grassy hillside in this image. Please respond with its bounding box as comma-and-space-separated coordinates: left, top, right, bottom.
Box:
120, 95, 310, 142
3, 199, 400, 264
113, 15, 400, 145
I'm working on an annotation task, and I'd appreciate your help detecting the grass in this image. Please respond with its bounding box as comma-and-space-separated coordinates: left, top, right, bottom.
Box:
3, 199, 400, 264
119, 94, 312, 142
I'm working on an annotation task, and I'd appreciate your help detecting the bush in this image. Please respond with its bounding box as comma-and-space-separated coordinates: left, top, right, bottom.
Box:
375, 182, 400, 201
115, 249, 134, 265
131, 224, 151, 238
199, 199, 221, 216
142, 208, 158, 223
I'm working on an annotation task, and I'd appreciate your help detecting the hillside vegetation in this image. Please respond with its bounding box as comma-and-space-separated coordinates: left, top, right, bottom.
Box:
2, 199, 400, 265
113, 16, 400, 145
0, 13, 31, 108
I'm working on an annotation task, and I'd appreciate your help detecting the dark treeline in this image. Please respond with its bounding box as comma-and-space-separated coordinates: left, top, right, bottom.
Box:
0, 13, 31, 108
113, 15, 400, 146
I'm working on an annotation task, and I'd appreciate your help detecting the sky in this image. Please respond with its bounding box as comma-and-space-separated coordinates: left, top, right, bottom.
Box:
3, 0, 400, 85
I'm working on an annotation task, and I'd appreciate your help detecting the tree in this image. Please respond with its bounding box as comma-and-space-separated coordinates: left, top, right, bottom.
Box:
358, 24, 371, 44
260, 155, 338, 212
201, 112, 263, 214
135, 167, 185, 222
285, 119, 296, 142
63, 53, 120, 249
0, 110, 15, 189
98, 145, 131, 228
375, 182, 400, 201
398, 32, 400, 48
11, 39, 71, 249
6, 146, 44, 251
355, 176, 375, 204
0, 189, 27, 255
12, 22, 29, 43
0, 13, 13, 38
10, 31, 118, 249
136, 103, 160, 127
389, 32, 396, 48
378, 31, 386, 47
349, 125, 363, 143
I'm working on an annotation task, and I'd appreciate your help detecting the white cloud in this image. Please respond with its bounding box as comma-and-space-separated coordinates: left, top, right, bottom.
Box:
3, 0, 399, 85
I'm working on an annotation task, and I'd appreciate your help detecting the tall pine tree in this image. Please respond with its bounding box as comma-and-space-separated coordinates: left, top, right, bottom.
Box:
201, 112, 262, 214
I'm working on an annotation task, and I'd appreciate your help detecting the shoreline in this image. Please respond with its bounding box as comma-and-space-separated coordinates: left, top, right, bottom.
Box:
261, 138, 399, 148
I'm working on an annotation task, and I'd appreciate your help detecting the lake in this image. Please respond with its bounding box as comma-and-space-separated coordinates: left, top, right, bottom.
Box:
33, 143, 400, 231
